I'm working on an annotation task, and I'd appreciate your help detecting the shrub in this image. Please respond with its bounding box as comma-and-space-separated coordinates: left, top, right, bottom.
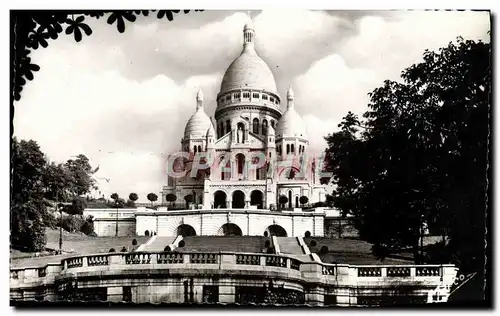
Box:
320, 246, 329, 254
266, 246, 275, 254
299, 196, 309, 205
264, 231, 269, 237
264, 240, 270, 248
310, 240, 317, 247
305, 231, 311, 238
109, 248, 116, 252
164, 246, 172, 252
132, 239, 138, 246
80, 216, 95, 235
313, 201, 327, 207
120, 246, 127, 252
178, 240, 185, 248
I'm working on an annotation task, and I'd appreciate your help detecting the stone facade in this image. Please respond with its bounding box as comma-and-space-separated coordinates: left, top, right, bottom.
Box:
10, 249, 458, 306
161, 21, 327, 214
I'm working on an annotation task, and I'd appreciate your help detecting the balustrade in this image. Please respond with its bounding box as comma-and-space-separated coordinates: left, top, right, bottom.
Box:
416, 266, 440, 277
322, 265, 335, 275
66, 257, 83, 268
190, 253, 218, 264
290, 259, 301, 270
358, 267, 382, 277
387, 266, 411, 277
125, 253, 151, 265
236, 254, 260, 265
265, 256, 287, 268
87, 255, 109, 266
157, 252, 184, 264
37, 268, 46, 278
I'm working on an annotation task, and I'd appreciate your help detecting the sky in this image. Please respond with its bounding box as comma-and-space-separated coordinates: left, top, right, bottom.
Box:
13, 10, 490, 202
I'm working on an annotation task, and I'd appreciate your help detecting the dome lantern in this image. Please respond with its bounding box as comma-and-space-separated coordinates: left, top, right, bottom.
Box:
196, 89, 204, 110
218, 21, 278, 96
287, 86, 295, 109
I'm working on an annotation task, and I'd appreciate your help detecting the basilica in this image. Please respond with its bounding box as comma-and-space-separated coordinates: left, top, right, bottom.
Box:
161, 21, 327, 212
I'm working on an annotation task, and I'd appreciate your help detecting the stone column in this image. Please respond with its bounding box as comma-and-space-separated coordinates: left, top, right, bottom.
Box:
226, 199, 232, 209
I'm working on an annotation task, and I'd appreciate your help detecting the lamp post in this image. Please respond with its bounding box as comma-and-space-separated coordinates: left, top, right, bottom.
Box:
57, 190, 63, 254
115, 199, 119, 237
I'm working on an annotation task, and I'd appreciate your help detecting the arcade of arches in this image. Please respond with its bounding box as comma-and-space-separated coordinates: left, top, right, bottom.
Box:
177, 224, 196, 237
213, 190, 264, 209
218, 223, 243, 236
265, 225, 287, 237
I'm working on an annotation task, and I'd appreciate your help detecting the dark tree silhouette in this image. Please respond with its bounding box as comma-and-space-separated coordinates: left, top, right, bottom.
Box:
166, 193, 177, 206
184, 194, 193, 208
147, 192, 158, 208
129, 193, 138, 202
299, 196, 308, 206
278, 195, 288, 209
324, 38, 490, 272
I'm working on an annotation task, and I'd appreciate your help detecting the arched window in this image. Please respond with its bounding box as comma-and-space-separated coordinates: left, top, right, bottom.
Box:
226, 120, 231, 134
262, 119, 268, 135
219, 123, 224, 137
286, 144, 290, 154
252, 118, 259, 134
271, 120, 275, 129
291, 144, 295, 153
198, 145, 202, 152
194, 146, 197, 153
236, 154, 245, 175
288, 190, 292, 208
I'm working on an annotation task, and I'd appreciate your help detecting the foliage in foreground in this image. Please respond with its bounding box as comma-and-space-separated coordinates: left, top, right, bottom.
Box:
324, 38, 490, 273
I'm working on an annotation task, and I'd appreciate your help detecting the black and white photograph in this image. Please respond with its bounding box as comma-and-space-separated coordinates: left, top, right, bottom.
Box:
9, 7, 491, 308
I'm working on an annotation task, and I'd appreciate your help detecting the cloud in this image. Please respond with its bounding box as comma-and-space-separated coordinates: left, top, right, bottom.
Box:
14, 44, 220, 202
289, 10, 490, 153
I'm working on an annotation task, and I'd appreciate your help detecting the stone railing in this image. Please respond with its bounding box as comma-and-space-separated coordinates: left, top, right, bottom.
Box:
11, 251, 457, 292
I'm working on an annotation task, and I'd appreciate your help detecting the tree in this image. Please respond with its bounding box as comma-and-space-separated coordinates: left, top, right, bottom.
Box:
147, 193, 158, 208
11, 138, 48, 251
65, 154, 96, 196
324, 38, 490, 272
166, 193, 177, 206
128, 193, 138, 203
43, 162, 72, 201
11, 10, 203, 102
184, 194, 193, 209
127, 193, 138, 207
278, 195, 288, 209
299, 196, 309, 206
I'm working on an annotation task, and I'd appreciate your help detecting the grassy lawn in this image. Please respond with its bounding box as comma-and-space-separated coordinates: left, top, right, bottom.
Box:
10, 228, 150, 268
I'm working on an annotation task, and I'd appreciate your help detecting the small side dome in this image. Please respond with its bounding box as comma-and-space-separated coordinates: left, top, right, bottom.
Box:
184, 109, 211, 139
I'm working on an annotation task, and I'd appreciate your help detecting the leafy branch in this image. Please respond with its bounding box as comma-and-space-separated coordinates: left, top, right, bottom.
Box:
11, 10, 204, 101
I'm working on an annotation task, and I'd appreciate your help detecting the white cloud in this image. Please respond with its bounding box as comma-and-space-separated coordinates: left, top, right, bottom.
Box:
291, 10, 490, 152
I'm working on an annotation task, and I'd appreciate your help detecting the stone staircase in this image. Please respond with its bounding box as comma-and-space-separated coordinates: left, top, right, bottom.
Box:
176, 236, 268, 253
276, 237, 304, 255
138, 236, 176, 251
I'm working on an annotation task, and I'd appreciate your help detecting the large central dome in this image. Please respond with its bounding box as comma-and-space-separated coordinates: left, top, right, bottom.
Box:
219, 22, 277, 94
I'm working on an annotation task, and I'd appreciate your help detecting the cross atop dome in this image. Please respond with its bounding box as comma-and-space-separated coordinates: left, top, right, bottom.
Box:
243, 12, 255, 49
244, 11, 254, 30
196, 88, 204, 110
287, 86, 295, 109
